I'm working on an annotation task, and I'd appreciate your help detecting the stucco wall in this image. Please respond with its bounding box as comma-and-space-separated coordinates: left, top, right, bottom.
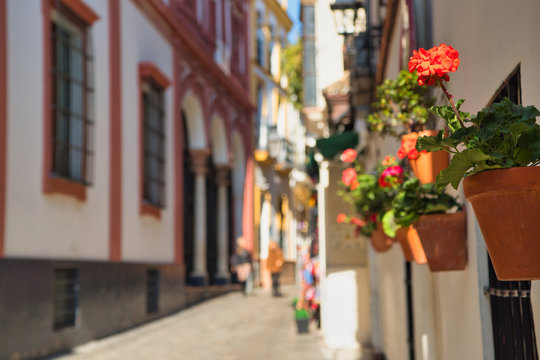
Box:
431, 0, 540, 357
371, 1, 540, 359
314, 0, 345, 107
5, 0, 110, 260
5, 0, 177, 263
120, 1, 174, 263
319, 162, 371, 350
373, 246, 408, 359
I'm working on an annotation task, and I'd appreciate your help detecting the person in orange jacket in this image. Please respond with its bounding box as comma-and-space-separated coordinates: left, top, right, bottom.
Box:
267, 241, 284, 297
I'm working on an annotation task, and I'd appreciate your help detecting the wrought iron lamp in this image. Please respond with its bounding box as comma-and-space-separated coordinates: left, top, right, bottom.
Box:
329, 0, 366, 37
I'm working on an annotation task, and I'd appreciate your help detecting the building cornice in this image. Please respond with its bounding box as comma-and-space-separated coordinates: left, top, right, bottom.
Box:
132, 0, 255, 113
263, 0, 293, 31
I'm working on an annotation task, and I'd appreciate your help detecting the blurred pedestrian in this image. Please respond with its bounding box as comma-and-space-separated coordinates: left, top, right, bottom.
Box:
231, 236, 252, 296
267, 241, 284, 297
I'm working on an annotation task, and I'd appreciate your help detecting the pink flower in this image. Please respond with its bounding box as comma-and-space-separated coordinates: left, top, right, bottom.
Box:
340, 148, 357, 163
342, 168, 357, 186
350, 217, 366, 227
337, 213, 347, 223
378, 165, 404, 188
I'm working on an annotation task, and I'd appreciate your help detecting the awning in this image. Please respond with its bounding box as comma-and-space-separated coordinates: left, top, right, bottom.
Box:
315, 131, 359, 160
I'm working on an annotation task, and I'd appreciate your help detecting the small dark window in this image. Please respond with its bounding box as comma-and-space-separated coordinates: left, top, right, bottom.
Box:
142, 79, 166, 208
146, 269, 160, 314
53, 268, 79, 330
489, 64, 521, 105
51, 6, 94, 184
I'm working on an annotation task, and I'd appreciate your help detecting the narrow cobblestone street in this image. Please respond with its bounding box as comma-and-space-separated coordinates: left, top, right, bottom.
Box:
45, 286, 335, 360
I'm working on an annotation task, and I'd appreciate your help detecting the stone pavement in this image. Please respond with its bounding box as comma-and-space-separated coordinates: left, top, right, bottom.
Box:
45, 285, 341, 360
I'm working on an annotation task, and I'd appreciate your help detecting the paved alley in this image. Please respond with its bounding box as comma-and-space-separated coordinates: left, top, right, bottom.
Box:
46, 286, 335, 360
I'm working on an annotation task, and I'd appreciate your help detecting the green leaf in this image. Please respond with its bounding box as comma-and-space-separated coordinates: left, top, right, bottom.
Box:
517, 126, 540, 162
381, 211, 399, 238
416, 134, 445, 152
424, 203, 453, 214
430, 105, 455, 122
467, 162, 504, 176
435, 149, 495, 191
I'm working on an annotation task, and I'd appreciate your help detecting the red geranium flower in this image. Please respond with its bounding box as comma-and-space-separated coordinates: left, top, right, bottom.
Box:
337, 213, 348, 223
342, 168, 357, 186
382, 155, 396, 166
408, 43, 460, 86
340, 148, 357, 163
397, 136, 426, 160
378, 165, 404, 188
350, 217, 366, 227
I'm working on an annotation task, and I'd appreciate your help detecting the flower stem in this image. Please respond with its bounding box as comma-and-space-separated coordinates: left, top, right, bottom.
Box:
439, 82, 465, 128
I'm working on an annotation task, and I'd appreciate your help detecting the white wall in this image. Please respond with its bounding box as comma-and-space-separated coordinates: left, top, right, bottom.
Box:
120, 1, 174, 263
5, 0, 110, 260
431, 0, 540, 356
319, 162, 372, 351
371, 1, 540, 359
315, 0, 344, 108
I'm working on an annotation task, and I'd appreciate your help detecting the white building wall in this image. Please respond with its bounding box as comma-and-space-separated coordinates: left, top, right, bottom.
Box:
431, 0, 540, 357
314, 0, 344, 108
121, 1, 174, 263
318, 161, 372, 351
372, 1, 540, 359
5, 0, 110, 260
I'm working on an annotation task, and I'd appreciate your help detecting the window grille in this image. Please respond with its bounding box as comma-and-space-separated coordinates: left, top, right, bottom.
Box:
53, 268, 79, 330
142, 79, 166, 208
51, 4, 94, 184
146, 269, 160, 314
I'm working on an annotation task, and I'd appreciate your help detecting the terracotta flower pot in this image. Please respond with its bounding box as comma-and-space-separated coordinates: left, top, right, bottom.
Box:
397, 226, 427, 264
370, 223, 394, 252
404, 130, 449, 184
413, 212, 467, 272
463, 167, 540, 280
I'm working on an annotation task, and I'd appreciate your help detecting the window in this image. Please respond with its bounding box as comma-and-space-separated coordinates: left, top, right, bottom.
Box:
139, 63, 170, 215
51, 5, 94, 185
146, 269, 160, 314
43, 0, 98, 201
256, 11, 265, 66
53, 268, 79, 330
268, 25, 276, 75
142, 79, 165, 208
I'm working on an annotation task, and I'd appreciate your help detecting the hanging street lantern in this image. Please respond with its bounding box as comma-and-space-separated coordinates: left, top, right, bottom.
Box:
329, 0, 366, 37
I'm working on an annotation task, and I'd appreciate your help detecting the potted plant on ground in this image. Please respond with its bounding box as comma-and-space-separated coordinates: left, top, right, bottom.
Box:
411, 43, 540, 280
294, 306, 310, 334
382, 178, 465, 269
336, 151, 405, 252
367, 70, 448, 184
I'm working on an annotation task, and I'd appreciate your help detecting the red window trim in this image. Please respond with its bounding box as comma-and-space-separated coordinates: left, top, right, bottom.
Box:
0, 0, 7, 257
139, 62, 171, 89
55, 0, 99, 25
42, 0, 98, 202
45, 176, 87, 201
108, 0, 122, 261
138, 62, 170, 219
140, 202, 162, 219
